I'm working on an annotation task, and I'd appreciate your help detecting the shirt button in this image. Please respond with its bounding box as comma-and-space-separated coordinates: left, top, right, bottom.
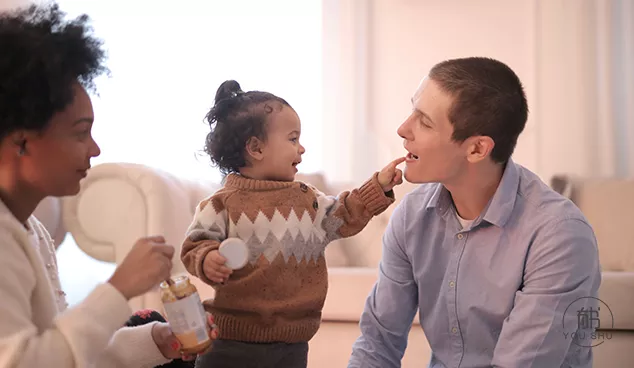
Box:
457, 234, 464, 240
452, 327, 458, 334
449, 281, 455, 288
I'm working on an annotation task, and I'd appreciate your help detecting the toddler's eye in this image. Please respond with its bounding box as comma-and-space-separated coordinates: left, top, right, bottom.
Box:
290, 138, 298, 143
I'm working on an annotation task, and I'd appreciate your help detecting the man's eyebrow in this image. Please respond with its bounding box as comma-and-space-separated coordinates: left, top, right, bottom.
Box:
410, 98, 434, 125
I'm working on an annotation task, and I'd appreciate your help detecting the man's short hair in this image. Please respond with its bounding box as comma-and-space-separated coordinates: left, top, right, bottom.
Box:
429, 57, 528, 163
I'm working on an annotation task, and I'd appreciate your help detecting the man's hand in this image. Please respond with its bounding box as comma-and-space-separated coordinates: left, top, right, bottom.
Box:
378, 157, 406, 192
108, 236, 175, 300
152, 314, 218, 360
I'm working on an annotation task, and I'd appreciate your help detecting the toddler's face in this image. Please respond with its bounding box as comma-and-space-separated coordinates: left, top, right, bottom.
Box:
258, 106, 305, 181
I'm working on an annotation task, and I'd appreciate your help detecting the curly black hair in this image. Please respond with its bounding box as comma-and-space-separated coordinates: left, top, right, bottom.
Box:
204, 80, 291, 176
124, 309, 195, 368
0, 3, 107, 140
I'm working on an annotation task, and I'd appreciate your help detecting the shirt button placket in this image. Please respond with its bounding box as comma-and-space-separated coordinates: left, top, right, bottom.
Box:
448, 230, 467, 365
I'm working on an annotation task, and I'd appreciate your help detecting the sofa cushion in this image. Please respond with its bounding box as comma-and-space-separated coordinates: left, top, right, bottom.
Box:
551, 176, 634, 272
598, 271, 634, 330
322, 267, 421, 325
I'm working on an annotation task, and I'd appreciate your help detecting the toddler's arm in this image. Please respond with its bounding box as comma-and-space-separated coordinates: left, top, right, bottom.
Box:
314, 172, 395, 242
181, 195, 228, 285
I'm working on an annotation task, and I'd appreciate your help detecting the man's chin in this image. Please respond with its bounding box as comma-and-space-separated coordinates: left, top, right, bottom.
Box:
404, 169, 431, 184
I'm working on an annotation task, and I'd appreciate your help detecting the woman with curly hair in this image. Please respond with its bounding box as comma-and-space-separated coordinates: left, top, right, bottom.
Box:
0, 3, 216, 367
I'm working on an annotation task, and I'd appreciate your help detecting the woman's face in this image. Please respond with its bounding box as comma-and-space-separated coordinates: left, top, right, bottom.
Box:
20, 83, 101, 197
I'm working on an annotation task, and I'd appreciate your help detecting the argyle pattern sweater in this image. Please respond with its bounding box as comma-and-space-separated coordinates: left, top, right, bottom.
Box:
180, 172, 395, 343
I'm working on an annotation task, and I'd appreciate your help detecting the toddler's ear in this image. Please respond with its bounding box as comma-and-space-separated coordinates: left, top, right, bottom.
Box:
245, 137, 265, 161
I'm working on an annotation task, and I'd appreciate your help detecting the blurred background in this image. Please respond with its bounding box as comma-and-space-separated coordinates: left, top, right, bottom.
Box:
1, 0, 632, 307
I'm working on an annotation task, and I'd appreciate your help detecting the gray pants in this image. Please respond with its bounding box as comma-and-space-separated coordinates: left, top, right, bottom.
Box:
195, 339, 309, 368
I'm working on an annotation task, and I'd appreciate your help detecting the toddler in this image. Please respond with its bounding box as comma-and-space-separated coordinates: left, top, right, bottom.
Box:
181, 80, 404, 368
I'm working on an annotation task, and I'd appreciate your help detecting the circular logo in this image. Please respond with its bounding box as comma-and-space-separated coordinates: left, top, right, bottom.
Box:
562, 297, 614, 348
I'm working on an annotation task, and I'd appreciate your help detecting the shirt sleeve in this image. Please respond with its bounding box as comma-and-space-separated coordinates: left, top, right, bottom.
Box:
94, 322, 171, 368
491, 218, 601, 367
348, 200, 418, 368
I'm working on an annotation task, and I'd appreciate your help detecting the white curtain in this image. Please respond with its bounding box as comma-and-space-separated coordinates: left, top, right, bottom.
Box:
534, 0, 634, 180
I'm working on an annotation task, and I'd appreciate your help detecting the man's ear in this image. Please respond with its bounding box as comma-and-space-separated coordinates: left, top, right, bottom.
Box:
465, 135, 495, 163
245, 136, 265, 161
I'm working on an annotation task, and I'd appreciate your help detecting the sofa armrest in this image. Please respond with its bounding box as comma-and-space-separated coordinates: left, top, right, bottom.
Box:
62, 162, 220, 269
323, 267, 420, 325
61, 162, 220, 310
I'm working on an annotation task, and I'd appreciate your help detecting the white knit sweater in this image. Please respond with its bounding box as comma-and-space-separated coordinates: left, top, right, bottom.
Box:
0, 200, 171, 368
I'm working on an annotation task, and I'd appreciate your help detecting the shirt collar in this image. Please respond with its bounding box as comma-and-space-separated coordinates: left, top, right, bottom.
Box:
426, 158, 520, 228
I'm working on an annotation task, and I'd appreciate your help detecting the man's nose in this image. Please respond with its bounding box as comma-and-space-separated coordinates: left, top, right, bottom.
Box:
397, 121, 409, 139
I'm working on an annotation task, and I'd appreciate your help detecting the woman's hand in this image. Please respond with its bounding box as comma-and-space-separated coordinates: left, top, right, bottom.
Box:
151, 314, 218, 361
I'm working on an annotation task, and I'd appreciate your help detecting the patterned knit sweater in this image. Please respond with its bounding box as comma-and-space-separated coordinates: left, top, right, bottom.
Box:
180, 172, 394, 343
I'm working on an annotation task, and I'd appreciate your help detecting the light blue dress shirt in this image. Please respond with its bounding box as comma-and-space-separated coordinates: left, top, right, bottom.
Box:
348, 159, 601, 368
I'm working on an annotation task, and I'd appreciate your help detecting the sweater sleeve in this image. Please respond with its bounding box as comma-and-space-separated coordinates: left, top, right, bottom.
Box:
0, 224, 171, 368
317, 172, 395, 241
181, 194, 228, 285
94, 322, 170, 368
0, 236, 133, 368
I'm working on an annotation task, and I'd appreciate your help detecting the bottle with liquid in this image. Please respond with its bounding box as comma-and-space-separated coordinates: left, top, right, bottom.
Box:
160, 275, 212, 355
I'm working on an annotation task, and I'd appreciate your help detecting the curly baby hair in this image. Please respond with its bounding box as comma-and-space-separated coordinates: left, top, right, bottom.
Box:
203, 80, 291, 175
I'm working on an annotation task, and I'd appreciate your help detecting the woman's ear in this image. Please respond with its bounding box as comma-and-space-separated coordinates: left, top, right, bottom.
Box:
9, 130, 28, 156
245, 137, 265, 161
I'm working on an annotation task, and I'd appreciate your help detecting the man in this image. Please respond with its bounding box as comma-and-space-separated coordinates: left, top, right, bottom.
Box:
348, 57, 601, 367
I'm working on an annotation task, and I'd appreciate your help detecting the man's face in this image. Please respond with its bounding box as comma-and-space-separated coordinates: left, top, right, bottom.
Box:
397, 77, 467, 184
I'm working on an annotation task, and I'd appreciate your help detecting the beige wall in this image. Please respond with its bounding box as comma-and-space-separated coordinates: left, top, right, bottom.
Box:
322, 0, 539, 184
368, 0, 538, 175
0, 0, 29, 10
322, 0, 633, 185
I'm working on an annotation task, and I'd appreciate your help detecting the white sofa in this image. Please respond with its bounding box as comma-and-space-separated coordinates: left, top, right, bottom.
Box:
54, 162, 431, 368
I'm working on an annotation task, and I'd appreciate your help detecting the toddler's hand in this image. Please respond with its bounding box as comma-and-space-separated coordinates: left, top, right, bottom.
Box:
378, 157, 406, 192
203, 250, 233, 284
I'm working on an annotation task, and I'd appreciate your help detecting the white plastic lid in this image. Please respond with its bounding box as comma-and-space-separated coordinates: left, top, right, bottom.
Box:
219, 238, 249, 270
